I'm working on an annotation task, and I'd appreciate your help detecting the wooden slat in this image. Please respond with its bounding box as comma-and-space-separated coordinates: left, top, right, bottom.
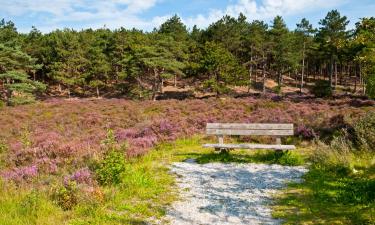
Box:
206, 123, 293, 130
202, 143, 296, 150
206, 129, 293, 136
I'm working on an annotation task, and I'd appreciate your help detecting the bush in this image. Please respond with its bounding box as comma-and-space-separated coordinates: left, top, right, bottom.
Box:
20, 191, 40, 218
254, 150, 304, 166
353, 111, 375, 151
96, 129, 127, 185
95, 149, 126, 185
51, 181, 78, 210
312, 80, 332, 97
366, 72, 375, 99
312, 133, 354, 174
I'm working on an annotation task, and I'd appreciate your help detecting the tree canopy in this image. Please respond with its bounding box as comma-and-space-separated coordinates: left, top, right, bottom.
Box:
1, 10, 375, 103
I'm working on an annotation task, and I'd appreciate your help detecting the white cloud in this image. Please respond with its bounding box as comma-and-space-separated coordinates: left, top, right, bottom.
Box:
184, 0, 346, 28
1, 0, 346, 32
1, 0, 162, 32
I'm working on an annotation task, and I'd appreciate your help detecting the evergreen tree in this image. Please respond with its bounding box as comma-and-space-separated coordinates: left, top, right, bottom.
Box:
0, 44, 46, 105
295, 18, 316, 92
200, 41, 245, 97
269, 16, 293, 88
354, 17, 375, 98
317, 10, 350, 89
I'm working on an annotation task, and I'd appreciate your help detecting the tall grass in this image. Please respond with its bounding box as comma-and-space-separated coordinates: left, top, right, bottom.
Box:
274, 112, 375, 224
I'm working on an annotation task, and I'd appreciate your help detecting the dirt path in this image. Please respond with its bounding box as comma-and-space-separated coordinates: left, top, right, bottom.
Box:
165, 159, 307, 225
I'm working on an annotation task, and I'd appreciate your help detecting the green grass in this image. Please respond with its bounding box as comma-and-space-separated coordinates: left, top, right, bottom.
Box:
6, 134, 373, 225
0, 136, 308, 224
193, 149, 305, 165
273, 153, 375, 225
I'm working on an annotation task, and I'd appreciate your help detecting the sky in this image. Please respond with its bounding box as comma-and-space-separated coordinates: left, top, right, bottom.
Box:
1, 0, 375, 33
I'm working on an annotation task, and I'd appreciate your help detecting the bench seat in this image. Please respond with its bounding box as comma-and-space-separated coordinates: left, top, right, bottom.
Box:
202, 143, 296, 150
203, 123, 296, 151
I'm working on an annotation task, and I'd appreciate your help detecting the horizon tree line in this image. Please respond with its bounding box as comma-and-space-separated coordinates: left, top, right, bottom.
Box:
0, 9, 375, 105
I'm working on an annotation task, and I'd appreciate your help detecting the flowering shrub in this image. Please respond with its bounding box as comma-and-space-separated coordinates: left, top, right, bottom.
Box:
295, 124, 316, 140
65, 168, 93, 185
1, 165, 38, 183
51, 181, 78, 210
0, 97, 372, 183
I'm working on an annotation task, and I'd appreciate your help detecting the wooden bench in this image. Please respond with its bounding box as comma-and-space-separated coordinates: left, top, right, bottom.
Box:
202, 123, 296, 152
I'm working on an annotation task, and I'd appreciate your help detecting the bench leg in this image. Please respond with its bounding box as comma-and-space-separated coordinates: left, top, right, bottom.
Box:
220, 148, 229, 154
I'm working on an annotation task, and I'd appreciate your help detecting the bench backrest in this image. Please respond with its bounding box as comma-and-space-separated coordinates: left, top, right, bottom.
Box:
206, 123, 294, 136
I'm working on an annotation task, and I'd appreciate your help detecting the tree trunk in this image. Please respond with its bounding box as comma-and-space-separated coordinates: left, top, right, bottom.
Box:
300, 41, 305, 93
6, 89, 12, 106
248, 64, 253, 93
174, 74, 177, 87
306, 60, 309, 82
161, 78, 164, 94
215, 71, 220, 98
354, 65, 357, 93
360, 66, 365, 95
262, 52, 266, 94
138, 76, 143, 98
96, 86, 100, 98
330, 56, 334, 88
68, 88, 71, 99
334, 61, 338, 88
152, 68, 158, 101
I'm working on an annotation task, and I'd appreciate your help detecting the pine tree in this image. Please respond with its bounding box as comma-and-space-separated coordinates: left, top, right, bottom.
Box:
269, 16, 292, 88
200, 41, 245, 97
354, 17, 375, 98
317, 10, 349, 89
0, 44, 46, 105
295, 18, 316, 93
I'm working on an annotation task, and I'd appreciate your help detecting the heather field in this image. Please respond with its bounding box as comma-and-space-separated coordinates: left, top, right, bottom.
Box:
0, 96, 374, 224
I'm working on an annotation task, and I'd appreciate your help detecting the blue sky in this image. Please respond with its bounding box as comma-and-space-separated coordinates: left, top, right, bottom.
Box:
1, 0, 375, 33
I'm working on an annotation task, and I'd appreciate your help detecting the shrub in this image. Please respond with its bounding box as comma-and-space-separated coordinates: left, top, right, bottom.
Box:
366, 71, 375, 99
1, 165, 38, 183
353, 111, 375, 151
66, 168, 94, 185
312, 80, 332, 97
20, 191, 40, 218
0, 100, 5, 109
95, 149, 126, 185
51, 181, 78, 210
295, 124, 316, 139
277, 151, 305, 166
312, 133, 354, 175
253, 150, 304, 166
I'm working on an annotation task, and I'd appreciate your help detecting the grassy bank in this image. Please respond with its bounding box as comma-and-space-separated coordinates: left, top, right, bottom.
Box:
273, 112, 375, 225
0, 135, 307, 225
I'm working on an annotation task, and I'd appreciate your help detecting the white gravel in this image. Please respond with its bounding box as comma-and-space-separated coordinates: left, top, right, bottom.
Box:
165, 159, 307, 225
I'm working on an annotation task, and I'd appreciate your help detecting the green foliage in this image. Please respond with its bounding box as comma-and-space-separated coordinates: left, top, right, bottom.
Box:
0, 13, 374, 98
95, 129, 127, 185
0, 140, 7, 169
20, 191, 40, 219
353, 111, 375, 151
95, 149, 127, 185
158, 15, 188, 41
195, 150, 304, 166
366, 73, 375, 99
273, 165, 375, 225
200, 41, 246, 96
312, 80, 333, 97
51, 181, 78, 210
0, 44, 46, 105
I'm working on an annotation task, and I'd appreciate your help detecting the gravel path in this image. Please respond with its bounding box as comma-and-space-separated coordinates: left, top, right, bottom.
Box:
166, 159, 307, 225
